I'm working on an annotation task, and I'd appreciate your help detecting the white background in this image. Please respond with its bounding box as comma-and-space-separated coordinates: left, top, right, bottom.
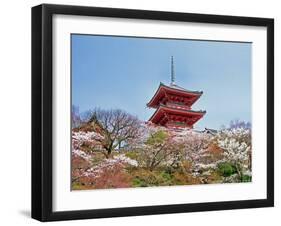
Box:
0, 0, 279, 225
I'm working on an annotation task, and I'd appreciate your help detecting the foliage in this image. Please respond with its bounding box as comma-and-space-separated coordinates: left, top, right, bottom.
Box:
216, 127, 251, 181
241, 174, 252, 182
125, 150, 138, 160
217, 162, 237, 177
135, 130, 177, 171
131, 169, 173, 187
93, 163, 132, 189
71, 112, 252, 190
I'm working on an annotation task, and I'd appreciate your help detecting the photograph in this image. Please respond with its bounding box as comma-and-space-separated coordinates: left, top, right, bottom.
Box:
30, 3, 274, 221
71, 34, 252, 190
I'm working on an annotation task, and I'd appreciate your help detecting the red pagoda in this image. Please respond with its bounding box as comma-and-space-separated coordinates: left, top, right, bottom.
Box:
147, 57, 206, 129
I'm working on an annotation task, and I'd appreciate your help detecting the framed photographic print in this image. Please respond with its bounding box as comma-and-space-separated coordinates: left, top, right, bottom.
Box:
32, 4, 274, 221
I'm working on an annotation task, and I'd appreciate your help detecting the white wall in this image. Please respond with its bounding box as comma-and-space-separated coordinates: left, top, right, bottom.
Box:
0, 0, 279, 225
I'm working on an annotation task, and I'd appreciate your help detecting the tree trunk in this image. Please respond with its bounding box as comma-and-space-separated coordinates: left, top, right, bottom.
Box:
103, 149, 112, 159
235, 163, 243, 182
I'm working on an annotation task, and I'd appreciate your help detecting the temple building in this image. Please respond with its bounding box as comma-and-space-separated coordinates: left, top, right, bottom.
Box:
147, 57, 206, 129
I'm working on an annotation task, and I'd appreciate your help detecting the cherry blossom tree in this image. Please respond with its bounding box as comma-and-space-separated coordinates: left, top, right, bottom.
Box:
72, 130, 139, 188
216, 127, 251, 181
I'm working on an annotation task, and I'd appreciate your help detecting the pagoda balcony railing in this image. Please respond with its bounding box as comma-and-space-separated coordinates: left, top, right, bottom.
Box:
166, 102, 191, 110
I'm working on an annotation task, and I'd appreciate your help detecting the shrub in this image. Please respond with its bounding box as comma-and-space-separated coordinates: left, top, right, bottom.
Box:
241, 174, 252, 182
179, 160, 193, 174
132, 177, 147, 187
217, 162, 237, 177
201, 171, 222, 184
125, 151, 138, 160
90, 152, 105, 166
172, 171, 201, 185
160, 171, 173, 181
131, 169, 174, 187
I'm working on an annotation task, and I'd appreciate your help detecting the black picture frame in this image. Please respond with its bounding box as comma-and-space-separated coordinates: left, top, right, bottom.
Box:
32, 3, 274, 222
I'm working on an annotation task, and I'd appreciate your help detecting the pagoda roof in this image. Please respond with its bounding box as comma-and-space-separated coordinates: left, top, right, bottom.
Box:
148, 104, 206, 124
202, 128, 218, 135
165, 83, 203, 94
147, 82, 203, 108
161, 82, 203, 95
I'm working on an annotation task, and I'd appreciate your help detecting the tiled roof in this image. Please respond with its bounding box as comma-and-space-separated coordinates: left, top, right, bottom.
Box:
148, 104, 206, 122
160, 82, 203, 95
158, 104, 206, 114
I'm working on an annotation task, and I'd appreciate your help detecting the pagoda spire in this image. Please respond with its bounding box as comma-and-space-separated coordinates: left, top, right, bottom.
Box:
171, 56, 175, 85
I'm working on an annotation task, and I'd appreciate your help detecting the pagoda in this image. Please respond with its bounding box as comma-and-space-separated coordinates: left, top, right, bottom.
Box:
147, 57, 206, 129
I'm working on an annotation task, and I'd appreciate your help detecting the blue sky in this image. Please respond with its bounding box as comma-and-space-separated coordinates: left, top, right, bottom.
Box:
72, 34, 252, 130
